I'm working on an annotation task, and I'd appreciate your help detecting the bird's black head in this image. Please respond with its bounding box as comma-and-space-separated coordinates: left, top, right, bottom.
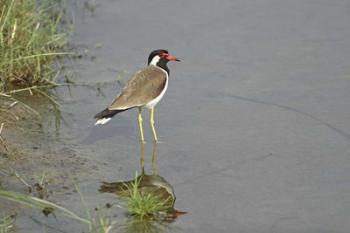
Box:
148, 49, 168, 65
148, 49, 180, 68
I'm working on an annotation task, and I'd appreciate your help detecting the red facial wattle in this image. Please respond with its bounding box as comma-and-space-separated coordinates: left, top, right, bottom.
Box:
160, 53, 180, 62
166, 54, 180, 62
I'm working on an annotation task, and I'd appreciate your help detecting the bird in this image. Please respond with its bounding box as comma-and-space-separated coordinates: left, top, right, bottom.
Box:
94, 49, 180, 143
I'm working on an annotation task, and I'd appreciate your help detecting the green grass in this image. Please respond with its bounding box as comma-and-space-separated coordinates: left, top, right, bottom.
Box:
0, 214, 15, 233
0, 0, 68, 92
0, 188, 115, 233
121, 175, 172, 219
0, 189, 90, 224
0, 0, 69, 131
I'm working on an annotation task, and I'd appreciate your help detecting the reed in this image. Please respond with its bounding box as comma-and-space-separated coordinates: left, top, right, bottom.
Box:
0, 0, 68, 92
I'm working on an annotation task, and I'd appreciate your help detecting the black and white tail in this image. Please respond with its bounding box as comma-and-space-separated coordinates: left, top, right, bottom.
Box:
94, 108, 125, 125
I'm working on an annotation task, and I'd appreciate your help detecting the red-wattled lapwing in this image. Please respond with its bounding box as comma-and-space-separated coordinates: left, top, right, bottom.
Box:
94, 49, 180, 143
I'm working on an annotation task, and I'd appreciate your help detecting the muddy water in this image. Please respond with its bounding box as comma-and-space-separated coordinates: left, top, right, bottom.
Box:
2, 0, 350, 232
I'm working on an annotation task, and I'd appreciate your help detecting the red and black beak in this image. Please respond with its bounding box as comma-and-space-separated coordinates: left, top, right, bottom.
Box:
166, 54, 180, 62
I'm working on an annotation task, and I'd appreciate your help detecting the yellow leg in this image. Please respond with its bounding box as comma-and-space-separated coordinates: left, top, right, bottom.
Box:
140, 141, 145, 174
149, 108, 158, 142
138, 107, 146, 144
151, 141, 158, 175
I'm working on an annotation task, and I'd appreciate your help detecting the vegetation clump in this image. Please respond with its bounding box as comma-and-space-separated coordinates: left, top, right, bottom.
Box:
0, 0, 67, 92
121, 175, 173, 219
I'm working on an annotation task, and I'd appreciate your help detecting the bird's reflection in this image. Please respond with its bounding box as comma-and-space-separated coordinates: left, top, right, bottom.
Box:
99, 141, 186, 225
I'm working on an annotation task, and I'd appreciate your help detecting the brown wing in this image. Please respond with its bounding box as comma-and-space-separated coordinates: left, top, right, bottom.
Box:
108, 66, 167, 110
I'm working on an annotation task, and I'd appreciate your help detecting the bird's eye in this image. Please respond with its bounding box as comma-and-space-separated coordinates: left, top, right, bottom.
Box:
159, 53, 167, 58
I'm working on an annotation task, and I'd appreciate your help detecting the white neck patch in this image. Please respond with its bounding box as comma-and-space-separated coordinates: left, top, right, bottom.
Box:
150, 55, 160, 66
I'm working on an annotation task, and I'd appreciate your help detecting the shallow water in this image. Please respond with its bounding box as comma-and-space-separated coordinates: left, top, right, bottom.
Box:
1, 0, 350, 232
